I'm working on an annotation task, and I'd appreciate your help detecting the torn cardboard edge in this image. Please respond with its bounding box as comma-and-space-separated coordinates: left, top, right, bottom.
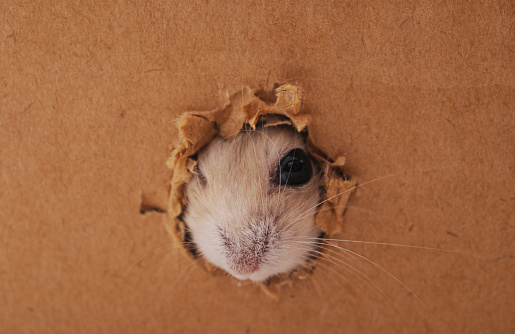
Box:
166, 84, 356, 299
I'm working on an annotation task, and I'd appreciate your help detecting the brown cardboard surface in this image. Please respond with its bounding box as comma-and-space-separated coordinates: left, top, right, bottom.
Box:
0, 1, 513, 333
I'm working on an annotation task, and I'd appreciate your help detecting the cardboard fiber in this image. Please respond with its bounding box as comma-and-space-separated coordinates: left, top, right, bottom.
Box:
0, 1, 513, 333
166, 84, 355, 296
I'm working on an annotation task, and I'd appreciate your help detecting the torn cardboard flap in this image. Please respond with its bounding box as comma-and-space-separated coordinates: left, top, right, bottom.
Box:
167, 84, 356, 295
242, 84, 311, 131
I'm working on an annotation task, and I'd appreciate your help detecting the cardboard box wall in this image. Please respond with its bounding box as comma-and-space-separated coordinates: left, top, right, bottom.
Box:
0, 1, 513, 333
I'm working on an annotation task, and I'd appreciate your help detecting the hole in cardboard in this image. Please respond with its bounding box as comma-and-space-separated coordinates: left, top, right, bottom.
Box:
166, 84, 356, 297
139, 205, 166, 215
140, 191, 167, 215
253, 83, 283, 104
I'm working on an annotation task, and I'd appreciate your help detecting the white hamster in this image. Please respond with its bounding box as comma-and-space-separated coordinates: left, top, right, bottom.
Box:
182, 125, 324, 282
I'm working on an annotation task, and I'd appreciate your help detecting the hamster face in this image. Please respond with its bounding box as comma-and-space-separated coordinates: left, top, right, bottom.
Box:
182, 126, 323, 282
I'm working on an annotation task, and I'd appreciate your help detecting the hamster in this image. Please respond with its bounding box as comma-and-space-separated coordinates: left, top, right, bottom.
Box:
182, 125, 324, 282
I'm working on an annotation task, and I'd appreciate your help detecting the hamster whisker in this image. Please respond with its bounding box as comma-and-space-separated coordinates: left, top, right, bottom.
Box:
195, 176, 207, 201
296, 249, 352, 285
283, 167, 452, 234
175, 255, 202, 284
344, 204, 382, 215
289, 244, 400, 312
309, 240, 364, 267
251, 129, 280, 152
303, 259, 356, 296
316, 247, 403, 314
296, 262, 326, 296
299, 261, 339, 296
291, 244, 396, 301
246, 131, 266, 218
320, 241, 430, 311
282, 236, 360, 265
297, 205, 379, 217
123, 242, 176, 276
188, 127, 248, 168
280, 174, 399, 234
287, 235, 467, 253
154, 248, 175, 279
249, 128, 291, 203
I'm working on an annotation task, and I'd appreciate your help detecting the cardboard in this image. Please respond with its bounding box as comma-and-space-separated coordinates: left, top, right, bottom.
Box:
1, 1, 513, 333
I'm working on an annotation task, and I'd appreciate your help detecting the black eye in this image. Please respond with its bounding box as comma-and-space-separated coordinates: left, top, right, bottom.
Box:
276, 149, 313, 186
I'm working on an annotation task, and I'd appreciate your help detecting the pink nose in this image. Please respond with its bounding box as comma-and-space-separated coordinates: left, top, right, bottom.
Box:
231, 259, 259, 275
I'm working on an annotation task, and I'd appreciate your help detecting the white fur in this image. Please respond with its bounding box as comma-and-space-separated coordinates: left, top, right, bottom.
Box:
183, 126, 322, 282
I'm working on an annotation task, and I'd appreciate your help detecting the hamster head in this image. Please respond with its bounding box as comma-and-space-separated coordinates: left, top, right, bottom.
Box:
182, 126, 324, 282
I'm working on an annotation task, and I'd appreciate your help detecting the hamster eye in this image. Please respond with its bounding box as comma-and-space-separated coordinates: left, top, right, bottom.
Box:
276, 149, 313, 186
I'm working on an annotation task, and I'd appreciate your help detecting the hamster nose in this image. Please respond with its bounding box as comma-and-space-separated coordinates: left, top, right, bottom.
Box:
232, 265, 258, 275
231, 256, 259, 275
220, 223, 272, 276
